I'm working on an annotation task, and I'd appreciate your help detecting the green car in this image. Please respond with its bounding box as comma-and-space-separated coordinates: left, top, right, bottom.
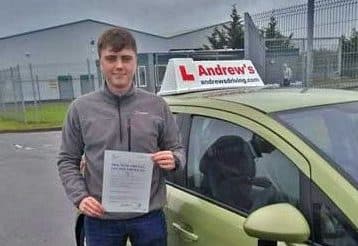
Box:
163, 87, 358, 246
76, 58, 358, 246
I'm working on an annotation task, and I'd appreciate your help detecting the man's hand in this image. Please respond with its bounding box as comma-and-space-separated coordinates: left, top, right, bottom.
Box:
79, 196, 105, 218
152, 150, 176, 171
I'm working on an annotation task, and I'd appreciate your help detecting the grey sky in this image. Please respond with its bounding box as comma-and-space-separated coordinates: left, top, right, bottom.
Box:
0, 0, 306, 38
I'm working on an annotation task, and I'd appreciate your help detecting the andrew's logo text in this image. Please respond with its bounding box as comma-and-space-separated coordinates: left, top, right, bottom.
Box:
178, 64, 257, 81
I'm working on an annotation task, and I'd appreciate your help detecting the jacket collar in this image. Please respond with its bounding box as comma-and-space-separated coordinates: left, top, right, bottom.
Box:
101, 81, 137, 104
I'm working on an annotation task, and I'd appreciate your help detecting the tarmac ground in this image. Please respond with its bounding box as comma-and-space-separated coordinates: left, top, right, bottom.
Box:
0, 131, 76, 246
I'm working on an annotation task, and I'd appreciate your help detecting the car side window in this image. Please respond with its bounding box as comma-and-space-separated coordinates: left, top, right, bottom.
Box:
311, 183, 358, 245
187, 116, 300, 213
165, 113, 190, 186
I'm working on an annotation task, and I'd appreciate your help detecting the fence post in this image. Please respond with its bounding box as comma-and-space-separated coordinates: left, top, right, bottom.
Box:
0, 70, 5, 113
96, 59, 103, 89
35, 75, 41, 102
29, 63, 40, 122
29, 63, 37, 106
35, 74, 42, 121
244, 12, 266, 82
337, 37, 342, 77
306, 0, 315, 87
16, 65, 27, 124
86, 58, 91, 94
10, 67, 20, 118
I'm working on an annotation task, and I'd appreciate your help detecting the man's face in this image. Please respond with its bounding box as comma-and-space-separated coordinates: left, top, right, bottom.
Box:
100, 46, 137, 91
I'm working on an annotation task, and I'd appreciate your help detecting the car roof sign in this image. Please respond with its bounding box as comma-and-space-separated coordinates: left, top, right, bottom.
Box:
158, 58, 264, 95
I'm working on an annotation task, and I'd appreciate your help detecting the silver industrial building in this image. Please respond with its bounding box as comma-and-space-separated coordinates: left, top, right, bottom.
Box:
0, 19, 222, 67
0, 19, 229, 101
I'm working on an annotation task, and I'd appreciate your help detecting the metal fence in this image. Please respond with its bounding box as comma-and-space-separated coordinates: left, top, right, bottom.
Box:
0, 59, 102, 123
250, 0, 358, 87
0, 50, 248, 123
244, 13, 266, 80
0, 66, 27, 122
2, 0, 358, 124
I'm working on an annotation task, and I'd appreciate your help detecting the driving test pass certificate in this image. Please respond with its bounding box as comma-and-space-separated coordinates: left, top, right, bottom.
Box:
102, 150, 153, 213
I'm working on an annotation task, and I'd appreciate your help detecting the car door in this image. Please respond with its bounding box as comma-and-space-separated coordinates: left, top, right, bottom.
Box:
165, 106, 311, 246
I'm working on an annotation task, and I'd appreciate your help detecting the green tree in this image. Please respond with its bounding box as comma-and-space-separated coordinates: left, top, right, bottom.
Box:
265, 16, 279, 39
264, 16, 293, 50
205, 27, 227, 49
203, 5, 244, 49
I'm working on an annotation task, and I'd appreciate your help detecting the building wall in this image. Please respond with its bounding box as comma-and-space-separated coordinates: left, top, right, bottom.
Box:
0, 20, 173, 68
0, 20, 218, 101
167, 26, 215, 50
0, 20, 217, 69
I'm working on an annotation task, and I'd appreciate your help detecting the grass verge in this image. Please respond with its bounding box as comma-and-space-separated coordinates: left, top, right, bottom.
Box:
0, 101, 69, 132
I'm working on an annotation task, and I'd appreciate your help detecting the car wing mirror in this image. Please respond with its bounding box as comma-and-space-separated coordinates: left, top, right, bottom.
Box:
243, 203, 310, 244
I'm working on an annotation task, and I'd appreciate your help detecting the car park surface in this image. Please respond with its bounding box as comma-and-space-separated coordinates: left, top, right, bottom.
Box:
0, 132, 75, 246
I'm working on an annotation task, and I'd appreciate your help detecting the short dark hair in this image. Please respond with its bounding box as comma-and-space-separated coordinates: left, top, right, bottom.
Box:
97, 27, 137, 57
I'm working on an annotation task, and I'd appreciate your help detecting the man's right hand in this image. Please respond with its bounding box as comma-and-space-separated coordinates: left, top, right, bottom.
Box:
79, 196, 105, 218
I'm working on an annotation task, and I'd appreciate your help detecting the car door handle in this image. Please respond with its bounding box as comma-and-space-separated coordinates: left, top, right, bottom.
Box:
172, 222, 199, 242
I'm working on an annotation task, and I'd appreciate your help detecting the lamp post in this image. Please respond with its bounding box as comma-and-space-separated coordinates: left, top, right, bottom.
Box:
90, 38, 102, 90
85, 39, 95, 92
25, 52, 41, 121
25, 52, 37, 106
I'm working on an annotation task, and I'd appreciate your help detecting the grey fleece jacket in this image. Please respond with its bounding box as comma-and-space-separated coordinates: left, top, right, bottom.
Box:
57, 84, 185, 220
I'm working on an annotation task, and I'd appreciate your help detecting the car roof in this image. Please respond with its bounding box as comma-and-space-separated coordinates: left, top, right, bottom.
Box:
164, 87, 358, 113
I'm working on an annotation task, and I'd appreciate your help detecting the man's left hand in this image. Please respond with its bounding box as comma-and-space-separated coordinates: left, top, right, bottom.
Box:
152, 151, 176, 170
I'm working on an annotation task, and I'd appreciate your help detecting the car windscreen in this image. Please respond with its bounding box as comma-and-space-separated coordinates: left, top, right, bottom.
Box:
274, 101, 358, 187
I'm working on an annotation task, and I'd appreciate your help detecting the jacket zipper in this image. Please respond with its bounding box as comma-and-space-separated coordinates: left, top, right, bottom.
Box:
127, 118, 131, 152
117, 99, 123, 143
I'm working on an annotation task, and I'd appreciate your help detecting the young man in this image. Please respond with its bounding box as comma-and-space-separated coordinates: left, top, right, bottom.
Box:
57, 27, 185, 245
282, 63, 293, 87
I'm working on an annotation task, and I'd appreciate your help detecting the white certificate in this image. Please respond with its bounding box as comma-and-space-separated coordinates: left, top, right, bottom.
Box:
102, 150, 153, 213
